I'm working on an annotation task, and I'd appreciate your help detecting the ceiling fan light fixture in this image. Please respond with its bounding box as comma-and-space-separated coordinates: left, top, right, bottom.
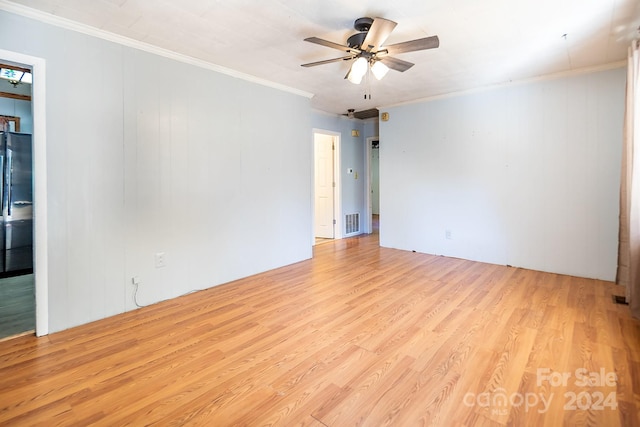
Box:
371, 61, 389, 80
347, 71, 363, 85
302, 16, 440, 89
347, 57, 368, 84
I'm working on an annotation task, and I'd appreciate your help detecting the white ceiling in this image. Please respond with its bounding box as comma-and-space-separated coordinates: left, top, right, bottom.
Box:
5, 0, 640, 115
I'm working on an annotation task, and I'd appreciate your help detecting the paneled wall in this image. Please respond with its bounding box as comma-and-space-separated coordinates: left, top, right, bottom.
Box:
0, 10, 312, 332
380, 68, 625, 280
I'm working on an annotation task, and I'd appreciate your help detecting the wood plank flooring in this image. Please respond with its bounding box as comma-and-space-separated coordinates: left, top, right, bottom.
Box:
0, 234, 639, 426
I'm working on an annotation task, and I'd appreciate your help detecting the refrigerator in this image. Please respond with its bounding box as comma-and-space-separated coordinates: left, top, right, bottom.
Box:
0, 132, 33, 275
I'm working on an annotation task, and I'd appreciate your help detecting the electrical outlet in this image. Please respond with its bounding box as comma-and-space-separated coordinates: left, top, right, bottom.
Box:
445, 230, 452, 240
155, 252, 166, 268
132, 276, 140, 285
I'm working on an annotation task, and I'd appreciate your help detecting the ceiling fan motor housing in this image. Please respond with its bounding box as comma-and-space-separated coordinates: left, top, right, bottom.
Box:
347, 32, 367, 49
348, 17, 373, 49
354, 17, 373, 32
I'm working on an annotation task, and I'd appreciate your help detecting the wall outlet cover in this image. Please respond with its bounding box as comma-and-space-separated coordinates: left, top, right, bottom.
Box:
155, 252, 166, 268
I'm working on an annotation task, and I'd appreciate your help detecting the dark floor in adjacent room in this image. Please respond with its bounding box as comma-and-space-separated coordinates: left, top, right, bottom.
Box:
0, 274, 35, 340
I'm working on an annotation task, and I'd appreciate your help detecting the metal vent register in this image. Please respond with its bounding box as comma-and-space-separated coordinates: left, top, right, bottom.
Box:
345, 213, 360, 234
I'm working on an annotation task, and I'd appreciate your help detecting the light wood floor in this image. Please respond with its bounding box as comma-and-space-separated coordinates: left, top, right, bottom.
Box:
1, 234, 639, 426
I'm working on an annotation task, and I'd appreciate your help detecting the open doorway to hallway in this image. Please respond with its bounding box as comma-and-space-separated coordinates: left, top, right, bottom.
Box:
313, 129, 341, 245
366, 136, 380, 235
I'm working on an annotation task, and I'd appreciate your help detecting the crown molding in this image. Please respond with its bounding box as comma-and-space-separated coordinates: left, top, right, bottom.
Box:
0, 0, 314, 99
382, 60, 626, 109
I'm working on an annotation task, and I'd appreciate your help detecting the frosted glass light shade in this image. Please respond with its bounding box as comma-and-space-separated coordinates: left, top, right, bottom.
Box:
371, 61, 389, 80
347, 72, 363, 84
347, 57, 368, 84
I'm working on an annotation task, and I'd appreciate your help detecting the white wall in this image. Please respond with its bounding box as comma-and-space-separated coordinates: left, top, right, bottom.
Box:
380, 67, 625, 280
0, 10, 312, 332
0, 93, 32, 133
363, 120, 379, 140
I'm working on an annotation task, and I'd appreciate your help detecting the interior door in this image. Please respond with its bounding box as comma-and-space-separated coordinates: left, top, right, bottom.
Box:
314, 133, 334, 238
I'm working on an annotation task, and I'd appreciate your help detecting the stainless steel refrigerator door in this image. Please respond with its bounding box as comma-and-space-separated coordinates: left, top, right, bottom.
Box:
4, 132, 33, 272
0, 143, 4, 273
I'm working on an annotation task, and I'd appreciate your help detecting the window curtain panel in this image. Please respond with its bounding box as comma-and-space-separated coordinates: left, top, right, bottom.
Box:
618, 39, 640, 318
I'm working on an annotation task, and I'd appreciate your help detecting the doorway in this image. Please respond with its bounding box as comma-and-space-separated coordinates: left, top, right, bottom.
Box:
0, 62, 34, 340
313, 129, 341, 244
366, 136, 380, 234
0, 49, 48, 337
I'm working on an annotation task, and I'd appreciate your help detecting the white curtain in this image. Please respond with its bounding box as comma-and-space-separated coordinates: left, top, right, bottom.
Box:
618, 40, 640, 318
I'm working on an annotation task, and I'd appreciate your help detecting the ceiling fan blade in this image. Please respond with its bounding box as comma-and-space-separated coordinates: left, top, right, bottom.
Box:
383, 35, 440, 55
304, 37, 360, 54
379, 56, 415, 72
361, 17, 397, 51
301, 56, 354, 67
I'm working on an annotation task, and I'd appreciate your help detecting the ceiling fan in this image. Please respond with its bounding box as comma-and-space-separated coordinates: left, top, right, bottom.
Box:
301, 17, 439, 85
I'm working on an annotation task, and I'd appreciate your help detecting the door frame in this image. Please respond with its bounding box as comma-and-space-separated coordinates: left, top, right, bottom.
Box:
312, 129, 342, 243
365, 135, 379, 234
0, 49, 49, 336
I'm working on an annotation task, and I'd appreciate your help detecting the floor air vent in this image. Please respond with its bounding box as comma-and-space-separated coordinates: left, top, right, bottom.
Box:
345, 213, 360, 235
613, 295, 629, 305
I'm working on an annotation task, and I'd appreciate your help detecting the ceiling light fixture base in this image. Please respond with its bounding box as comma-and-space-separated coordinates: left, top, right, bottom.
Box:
353, 17, 374, 32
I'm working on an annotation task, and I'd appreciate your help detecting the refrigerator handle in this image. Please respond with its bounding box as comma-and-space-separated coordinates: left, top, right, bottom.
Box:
6, 152, 11, 217
0, 154, 3, 215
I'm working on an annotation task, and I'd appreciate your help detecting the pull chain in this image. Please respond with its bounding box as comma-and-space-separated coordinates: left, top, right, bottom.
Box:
364, 65, 372, 100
